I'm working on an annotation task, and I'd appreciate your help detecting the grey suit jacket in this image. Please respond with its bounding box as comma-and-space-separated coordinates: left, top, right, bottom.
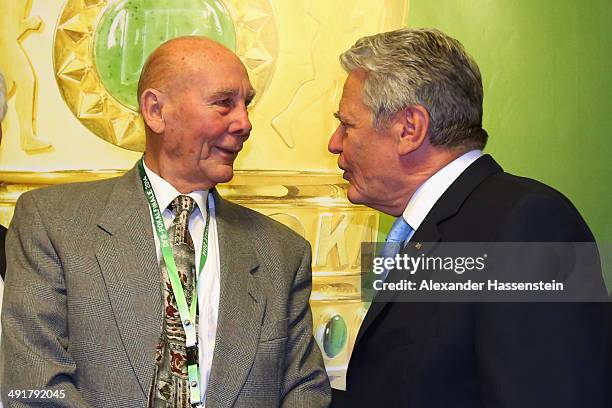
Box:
1, 165, 330, 407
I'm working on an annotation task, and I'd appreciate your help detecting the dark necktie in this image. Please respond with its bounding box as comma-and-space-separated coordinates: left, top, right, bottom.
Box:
148, 195, 197, 408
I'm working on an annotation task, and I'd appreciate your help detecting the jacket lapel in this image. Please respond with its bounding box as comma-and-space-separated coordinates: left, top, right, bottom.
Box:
205, 191, 265, 408
354, 218, 441, 349
354, 155, 503, 349
95, 165, 163, 396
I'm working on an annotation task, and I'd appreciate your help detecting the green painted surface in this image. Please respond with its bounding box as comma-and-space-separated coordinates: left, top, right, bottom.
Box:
323, 315, 348, 358
94, 0, 236, 110
377, 0, 611, 285
404, 0, 611, 243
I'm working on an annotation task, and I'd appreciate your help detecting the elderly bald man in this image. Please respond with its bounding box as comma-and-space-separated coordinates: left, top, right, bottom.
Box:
1, 37, 330, 408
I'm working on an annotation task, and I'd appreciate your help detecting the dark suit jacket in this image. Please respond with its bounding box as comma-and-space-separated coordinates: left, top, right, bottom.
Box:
0, 224, 5, 279
333, 154, 611, 408
1, 165, 331, 407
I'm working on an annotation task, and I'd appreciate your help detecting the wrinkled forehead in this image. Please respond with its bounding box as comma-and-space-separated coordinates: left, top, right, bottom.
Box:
140, 37, 249, 94
339, 70, 368, 110
342, 69, 367, 95
168, 58, 255, 106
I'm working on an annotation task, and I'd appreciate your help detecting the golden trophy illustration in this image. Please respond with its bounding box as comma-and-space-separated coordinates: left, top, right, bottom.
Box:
0, 0, 409, 387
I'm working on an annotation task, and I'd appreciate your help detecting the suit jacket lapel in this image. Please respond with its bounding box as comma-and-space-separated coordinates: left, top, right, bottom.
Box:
354, 218, 442, 349
205, 191, 265, 408
95, 165, 163, 395
354, 155, 503, 349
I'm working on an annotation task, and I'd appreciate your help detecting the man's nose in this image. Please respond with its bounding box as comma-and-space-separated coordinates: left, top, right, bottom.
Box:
230, 104, 252, 136
328, 126, 343, 154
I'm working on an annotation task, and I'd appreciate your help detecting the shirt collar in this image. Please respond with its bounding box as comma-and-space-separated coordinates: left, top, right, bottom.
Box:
402, 149, 483, 230
142, 160, 209, 216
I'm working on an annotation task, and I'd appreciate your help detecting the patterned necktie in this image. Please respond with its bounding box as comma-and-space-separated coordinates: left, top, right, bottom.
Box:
379, 217, 413, 281
148, 195, 198, 408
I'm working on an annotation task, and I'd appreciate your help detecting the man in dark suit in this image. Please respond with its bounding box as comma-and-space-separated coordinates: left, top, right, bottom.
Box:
2, 37, 330, 407
328, 28, 610, 407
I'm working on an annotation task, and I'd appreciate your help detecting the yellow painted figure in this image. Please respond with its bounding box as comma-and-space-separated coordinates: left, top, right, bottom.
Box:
0, 0, 50, 151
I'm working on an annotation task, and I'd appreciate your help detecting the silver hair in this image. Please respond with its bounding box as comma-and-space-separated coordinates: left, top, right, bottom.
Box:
340, 28, 487, 149
0, 73, 7, 122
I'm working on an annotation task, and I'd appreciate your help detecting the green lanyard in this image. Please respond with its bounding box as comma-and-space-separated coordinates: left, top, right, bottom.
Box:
138, 159, 210, 406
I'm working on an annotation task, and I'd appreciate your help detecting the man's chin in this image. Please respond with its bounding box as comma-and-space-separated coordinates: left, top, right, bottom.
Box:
346, 186, 366, 206
209, 166, 235, 185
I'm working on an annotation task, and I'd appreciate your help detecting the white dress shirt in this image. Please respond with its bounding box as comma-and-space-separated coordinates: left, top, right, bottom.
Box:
401, 150, 483, 240
143, 162, 220, 406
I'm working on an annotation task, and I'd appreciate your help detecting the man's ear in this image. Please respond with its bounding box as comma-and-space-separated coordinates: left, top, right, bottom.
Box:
397, 105, 430, 156
140, 89, 166, 134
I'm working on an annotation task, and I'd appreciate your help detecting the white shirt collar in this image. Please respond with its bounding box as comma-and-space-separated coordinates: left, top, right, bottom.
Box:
402, 149, 483, 230
142, 160, 209, 216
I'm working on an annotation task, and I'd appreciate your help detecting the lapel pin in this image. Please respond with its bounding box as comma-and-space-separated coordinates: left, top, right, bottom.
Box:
415, 242, 422, 249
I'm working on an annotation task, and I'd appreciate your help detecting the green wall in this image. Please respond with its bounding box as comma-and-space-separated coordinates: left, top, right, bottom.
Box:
379, 0, 611, 281
405, 0, 612, 242
380, 0, 612, 233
